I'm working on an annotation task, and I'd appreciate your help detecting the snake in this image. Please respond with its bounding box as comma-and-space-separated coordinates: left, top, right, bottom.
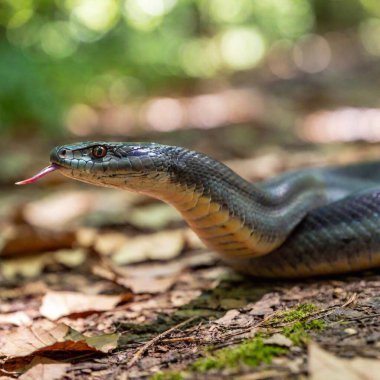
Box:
16, 142, 380, 278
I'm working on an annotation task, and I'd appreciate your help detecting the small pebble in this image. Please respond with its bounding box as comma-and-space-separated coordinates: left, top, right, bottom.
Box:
344, 328, 357, 335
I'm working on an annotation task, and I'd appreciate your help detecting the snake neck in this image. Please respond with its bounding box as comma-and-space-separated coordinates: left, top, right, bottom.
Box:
51, 143, 328, 259
125, 147, 328, 258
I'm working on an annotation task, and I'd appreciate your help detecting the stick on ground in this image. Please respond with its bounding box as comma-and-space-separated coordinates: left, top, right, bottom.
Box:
127, 316, 198, 369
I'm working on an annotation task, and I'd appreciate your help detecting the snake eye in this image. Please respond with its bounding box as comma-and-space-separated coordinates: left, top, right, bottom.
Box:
59, 148, 67, 158
92, 146, 107, 158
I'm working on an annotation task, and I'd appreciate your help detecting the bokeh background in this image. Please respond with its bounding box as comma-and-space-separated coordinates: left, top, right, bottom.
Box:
2, 0, 380, 181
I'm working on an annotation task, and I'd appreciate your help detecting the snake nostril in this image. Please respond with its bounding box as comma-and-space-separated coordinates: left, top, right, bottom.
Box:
59, 149, 67, 157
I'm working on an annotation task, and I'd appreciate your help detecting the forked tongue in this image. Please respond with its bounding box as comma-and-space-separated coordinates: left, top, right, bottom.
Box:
15, 164, 59, 185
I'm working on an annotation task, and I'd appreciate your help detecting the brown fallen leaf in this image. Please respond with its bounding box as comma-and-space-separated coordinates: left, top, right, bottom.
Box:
111, 229, 185, 264
116, 275, 178, 294
21, 190, 141, 230
1, 253, 54, 279
22, 191, 96, 230
246, 293, 281, 316
0, 225, 75, 258
40, 291, 132, 320
76, 227, 99, 248
94, 250, 218, 294
309, 342, 380, 380
53, 248, 87, 268
170, 290, 202, 307
0, 321, 119, 371
93, 263, 181, 294
214, 309, 241, 326
0, 281, 47, 300
18, 358, 70, 380
127, 203, 182, 229
1, 249, 87, 280
94, 232, 129, 256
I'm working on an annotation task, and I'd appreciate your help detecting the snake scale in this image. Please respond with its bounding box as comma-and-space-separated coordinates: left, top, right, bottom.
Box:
17, 142, 380, 277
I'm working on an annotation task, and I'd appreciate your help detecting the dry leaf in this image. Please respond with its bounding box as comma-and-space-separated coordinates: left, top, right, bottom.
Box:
19, 358, 70, 380
309, 342, 380, 380
94, 232, 129, 256
0, 281, 47, 300
93, 263, 181, 294
53, 248, 87, 267
76, 227, 98, 248
116, 276, 178, 294
170, 290, 202, 307
40, 291, 131, 320
0, 311, 32, 327
215, 309, 241, 326
112, 229, 185, 265
127, 203, 182, 229
264, 334, 293, 348
2, 253, 54, 279
22, 190, 140, 230
246, 293, 281, 316
22, 191, 96, 230
94, 250, 217, 294
0, 225, 75, 258
1, 249, 87, 280
0, 321, 119, 359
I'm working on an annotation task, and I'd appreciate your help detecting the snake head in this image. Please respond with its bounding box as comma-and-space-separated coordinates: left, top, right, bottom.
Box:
17, 141, 179, 197
48, 142, 173, 190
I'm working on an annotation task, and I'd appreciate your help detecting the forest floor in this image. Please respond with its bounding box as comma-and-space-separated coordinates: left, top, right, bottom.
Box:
1, 135, 380, 379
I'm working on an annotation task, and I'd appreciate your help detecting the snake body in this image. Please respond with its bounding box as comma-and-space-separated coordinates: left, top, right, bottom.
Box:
43, 142, 380, 277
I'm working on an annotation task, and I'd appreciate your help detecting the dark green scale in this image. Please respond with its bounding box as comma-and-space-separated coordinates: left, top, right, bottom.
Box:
229, 189, 380, 277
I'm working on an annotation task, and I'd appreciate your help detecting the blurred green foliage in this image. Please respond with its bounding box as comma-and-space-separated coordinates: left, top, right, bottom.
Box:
0, 0, 379, 135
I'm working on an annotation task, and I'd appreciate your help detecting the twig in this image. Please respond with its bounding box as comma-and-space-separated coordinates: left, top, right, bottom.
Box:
161, 336, 198, 344
346, 312, 380, 322
67, 363, 109, 372
127, 316, 198, 369
217, 313, 277, 345
342, 293, 357, 308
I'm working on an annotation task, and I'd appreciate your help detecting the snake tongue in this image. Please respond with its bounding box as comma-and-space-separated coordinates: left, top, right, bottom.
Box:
15, 164, 59, 185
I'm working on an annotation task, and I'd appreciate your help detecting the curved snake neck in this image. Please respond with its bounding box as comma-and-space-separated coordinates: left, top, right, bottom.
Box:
50, 142, 380, 277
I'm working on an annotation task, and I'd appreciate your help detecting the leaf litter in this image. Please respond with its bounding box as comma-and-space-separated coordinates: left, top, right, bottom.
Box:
1, 144, 380, 378
39, 291, 133, 320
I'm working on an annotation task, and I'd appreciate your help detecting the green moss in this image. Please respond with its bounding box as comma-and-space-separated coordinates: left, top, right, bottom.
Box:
152, 305, 326, 377
151, 372, 184, 380
274, 303, 318, 323
192, 338, 287, 373
283, 319, 326, 345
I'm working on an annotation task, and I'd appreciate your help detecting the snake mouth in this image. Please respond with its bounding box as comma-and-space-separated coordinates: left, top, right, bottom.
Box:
15, 163, 61, 185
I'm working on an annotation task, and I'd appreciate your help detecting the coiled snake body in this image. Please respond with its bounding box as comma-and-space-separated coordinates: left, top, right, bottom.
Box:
17, 142, 380, 277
